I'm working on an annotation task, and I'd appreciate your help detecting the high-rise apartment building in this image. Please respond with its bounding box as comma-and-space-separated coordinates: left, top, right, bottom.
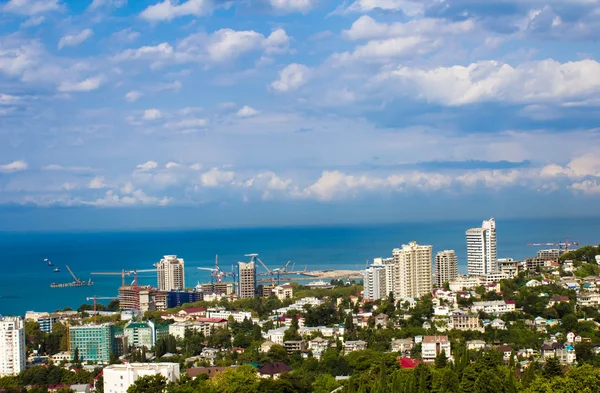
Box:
435, 250, 458, 288
70, 323, 115, 363
466, 218, 497, 276
238, 261, 256, 298
0, 316, 26, 376
156, 255, 185, 291
392, 241, 433, 299
363, 266, 387, 300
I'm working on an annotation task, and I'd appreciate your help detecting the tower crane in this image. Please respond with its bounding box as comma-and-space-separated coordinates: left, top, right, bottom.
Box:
245, 253, 277, 285
65, 265, 81, 283
91, 268, 157, 287
526, 238, 579, 251
85, 296, 118, 324
197, 254, 226, 284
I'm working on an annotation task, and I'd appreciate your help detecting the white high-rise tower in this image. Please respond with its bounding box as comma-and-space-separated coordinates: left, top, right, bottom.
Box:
466, 218, 497, 276
156, 255, 185, 291
0, 316, 26, 376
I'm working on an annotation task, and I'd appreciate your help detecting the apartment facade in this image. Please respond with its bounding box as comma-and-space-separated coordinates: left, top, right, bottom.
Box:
363, 265, 387, 301
156, 255, 185, 291
70, 323, 115, 363
0, 316, 26, 376
466, 218, 497, 276
393, 241, 433, 299
104, 363, 180, 393
435, 250, 458, 288
422, 336, 451, 363
238, 261, 256, 298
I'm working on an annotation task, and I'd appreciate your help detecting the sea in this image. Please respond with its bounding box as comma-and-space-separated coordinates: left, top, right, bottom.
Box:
0, 217, 598, 316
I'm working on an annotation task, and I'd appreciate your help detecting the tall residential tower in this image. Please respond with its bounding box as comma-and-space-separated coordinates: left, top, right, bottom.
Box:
238, 261, 256, 298
0, 316, 26, 376
392, 241, 433, 299
466, 218, 497, 276
156, 255, 185, 291
435, 250, 458, 288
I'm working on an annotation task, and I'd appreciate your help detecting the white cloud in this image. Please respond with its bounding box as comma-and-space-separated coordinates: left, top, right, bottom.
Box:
164, 118, 208, 129
124, 90, 142, 102
139, 0, 211, 22
111, 28, 141, 43
541, 153, 600, 178
0, 160, 28, 173
236, 106, 260, 118
375, 59, 600, 105
2, 0, 61, 15
42, 164, 92, 172
57, 75, 104, 92
184, 28, 290, 63
87, 190, 170, 206
342, 15, 475, 41
0, 94, 19, 105
136, 161, 159, 171
571, 180, 600, 194
88, 176, 107, 189
165, 161, 181, 169
269, 0, 317, 13
58, 29, 94, 49
20, 16, 45, 28
271, 63, 311, 92
337, 36, 436, 63
200, 168, 235, 187
88, 0, 127, 11
341, 0, 424, 16
142, 108, 162, 120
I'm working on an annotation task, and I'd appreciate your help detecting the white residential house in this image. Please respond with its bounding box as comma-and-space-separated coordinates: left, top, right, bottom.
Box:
264, 327, 287, 345
422, 336, 451, 363
104, 363, 180, 393
260, 341, 276, 353
434, 306, 451, 316
391, 339, 414, 354
308, 337, 330, 359
344, 340, 367, 353
471, 300, 516, 314
525, 280, 542, 288
491, 319, 506, 330
466, 340, 486, 351
0, 316, 26, 376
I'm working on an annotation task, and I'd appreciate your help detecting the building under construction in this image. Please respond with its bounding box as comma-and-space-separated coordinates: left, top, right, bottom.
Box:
118, 285, 202, 312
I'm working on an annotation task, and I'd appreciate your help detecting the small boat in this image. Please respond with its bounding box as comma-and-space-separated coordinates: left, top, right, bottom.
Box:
53, 267, 60, 273
47, 260, 54, 266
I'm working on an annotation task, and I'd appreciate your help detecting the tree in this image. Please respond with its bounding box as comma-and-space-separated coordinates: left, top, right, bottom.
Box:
266, 344, 289, 364
435, 349, 448, 369
311, 374, 340, 393
542, 356, 563, 379
561, 314, 579, 332
210, 365, 259, 393
127, 374, 168, 393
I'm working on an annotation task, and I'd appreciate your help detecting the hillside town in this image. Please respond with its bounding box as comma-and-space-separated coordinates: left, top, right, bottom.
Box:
1, 220, 600, 393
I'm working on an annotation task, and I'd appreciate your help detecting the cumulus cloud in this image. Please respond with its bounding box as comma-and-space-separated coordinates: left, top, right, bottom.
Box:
333, 36, 437, 63
269, 0, 317, 13
124, 90, 142, 102
236, 106, 260, 118
87, 190, 170, 206
58, 29, 94, 49
88, 176, 107, 189
342, 15, 475, 41
340, 0, 424, 16
0, 160, 28, 173
113, 28, 289, 68
42, 164, 92, 172
88, 0, 127, 11
200, 168, 235, 187
139, 0, 212, 22
271, 63, 311, 92
163, 118, 208, 129
2, 0, 61, 15
57, 75, 104, 92
571, 180, 600, 195
20, 16, 45, 28
142, 109, 162, 120
136, 161, 159, 171
375, 59, 600, 105
541, 153, 600, 178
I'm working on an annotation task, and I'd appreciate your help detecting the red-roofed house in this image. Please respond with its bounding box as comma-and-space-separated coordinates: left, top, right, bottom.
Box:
397, 357, 421, 369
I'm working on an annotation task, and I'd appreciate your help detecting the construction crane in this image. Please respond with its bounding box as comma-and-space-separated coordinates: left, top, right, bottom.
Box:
85, 296, 117, 324
197, 254, 226, 284
65, 265, 81, 283
91, 268, 156, 287
526, 238, 579, 252
245, 253, 278, 285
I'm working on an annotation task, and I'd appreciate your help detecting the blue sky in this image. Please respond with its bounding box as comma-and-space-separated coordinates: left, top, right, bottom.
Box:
1, 0, 600, 230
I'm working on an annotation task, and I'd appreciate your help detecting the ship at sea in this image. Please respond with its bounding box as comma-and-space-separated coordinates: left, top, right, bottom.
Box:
44, 258, 54, 266
53, 267, 60, 273
50, 265, 94, 288
305, 280, 334, 289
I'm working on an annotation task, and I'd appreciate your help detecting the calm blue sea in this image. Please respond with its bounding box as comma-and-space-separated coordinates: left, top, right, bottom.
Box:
0, 217, 598, 316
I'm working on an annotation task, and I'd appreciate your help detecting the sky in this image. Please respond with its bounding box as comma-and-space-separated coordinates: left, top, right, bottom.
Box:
1, 0, 600, 230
